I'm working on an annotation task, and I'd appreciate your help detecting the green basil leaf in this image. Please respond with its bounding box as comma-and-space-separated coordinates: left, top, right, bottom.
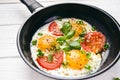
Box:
92, 26, 96, 31
66, 30, 75, 39
57, 36, 66, 41
63, 46, 71, 52
69, 41, 81, 49
61, 22, 72, 35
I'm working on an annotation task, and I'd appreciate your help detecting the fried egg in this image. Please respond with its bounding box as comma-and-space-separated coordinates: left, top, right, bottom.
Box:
30, 18, 107, 77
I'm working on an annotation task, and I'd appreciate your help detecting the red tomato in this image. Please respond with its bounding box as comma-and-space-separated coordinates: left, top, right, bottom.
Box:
36, 51, 63, 70
48, 21, 63, 36
81, 32, 106, 53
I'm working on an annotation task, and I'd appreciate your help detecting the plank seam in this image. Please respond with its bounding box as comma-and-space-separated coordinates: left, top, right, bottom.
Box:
0, 56, 20, 59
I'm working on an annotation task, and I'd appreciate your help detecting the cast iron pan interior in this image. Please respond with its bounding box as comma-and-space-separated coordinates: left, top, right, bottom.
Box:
17, 3, 120, 80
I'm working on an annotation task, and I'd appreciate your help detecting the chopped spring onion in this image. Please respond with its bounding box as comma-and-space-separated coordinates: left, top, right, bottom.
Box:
76, 20, 84, 25
38, 33, 43, 36
32, 40, 37, 46
85, 64, 91, 70
57, 16, 62, 21
92, 26, 96, 31
37, 49, 44, 57
47, 54, 53, 62
104, 43, 110, 50
79, 32, 85, 37
86, 52, 91, 58
62, 61, 69, 68
113, 77, 120, 80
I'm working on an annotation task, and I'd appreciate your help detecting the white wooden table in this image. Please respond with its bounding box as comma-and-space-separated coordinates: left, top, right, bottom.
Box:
0, 0, 119, 80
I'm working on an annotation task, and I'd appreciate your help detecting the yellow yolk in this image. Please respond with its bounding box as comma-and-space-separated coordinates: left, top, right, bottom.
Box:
69, 19, 86, 37
66, 50, 88, 70
37, 35, 56, 51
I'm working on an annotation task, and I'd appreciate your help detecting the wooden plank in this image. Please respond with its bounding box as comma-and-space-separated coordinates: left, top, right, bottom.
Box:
0, 57, 119, 80
0, 1, 120, 25
0, 3, 31, 25
0, 25, 20, 44
0, 43, 18, 57
0, 0, 98, 3
0, 25, 20, 57
0, 0, 19, 3
0, 0, 73, 3
0, 58, 54, 80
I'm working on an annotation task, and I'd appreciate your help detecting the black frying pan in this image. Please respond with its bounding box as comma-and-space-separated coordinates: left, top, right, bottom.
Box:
17, 0, 120, 80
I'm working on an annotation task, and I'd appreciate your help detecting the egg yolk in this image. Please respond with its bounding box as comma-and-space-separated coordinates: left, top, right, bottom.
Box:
66, 50, 88, 70
37, 35, 56, 51
70, 19, 85, 37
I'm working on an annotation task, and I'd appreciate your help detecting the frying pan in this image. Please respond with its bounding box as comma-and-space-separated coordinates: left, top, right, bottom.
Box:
17, 0, 120, 79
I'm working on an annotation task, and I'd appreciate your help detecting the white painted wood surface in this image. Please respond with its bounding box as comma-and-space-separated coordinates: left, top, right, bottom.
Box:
0, 0, 119, 80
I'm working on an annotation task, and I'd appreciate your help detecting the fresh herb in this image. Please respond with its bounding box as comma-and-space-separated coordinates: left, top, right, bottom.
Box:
79, 31, 86, 43
57, 30, 75, 41
32, 40, 37, 46
113, 77, 120, 80
47, 54, 53, 62
57, 36, 66, 41
83, 27, 87, 33
86, 52, 91, 58
92, 26, 96, 31
57, 41, 64, 45
104, 43, 110, 50
57, 16, 62, 21
62, 41, 69, 46
62, 61, 69, 68
76, 20, 84, 25
79, 37, 85, 43
37, 49, 44, 57
56, 36, 66, 46
61, 22, 72, 35
38, 33, 43, 36
69, 41, 81, 49
66, 30, 75, 39
50, 45, 58, 51
85, 64, 91, 70
55, 45, 60, 50
63, 46, 71, 52
81, 50, 86, 54
79, 32, 85, 37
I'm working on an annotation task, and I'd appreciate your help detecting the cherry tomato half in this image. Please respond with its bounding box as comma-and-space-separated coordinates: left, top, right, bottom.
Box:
48, 21, 63, 36
81, 32, 106, 53
36, 51, 63, 70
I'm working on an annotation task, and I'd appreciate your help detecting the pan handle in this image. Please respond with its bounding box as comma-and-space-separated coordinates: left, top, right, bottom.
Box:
20, 0, 43, 13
